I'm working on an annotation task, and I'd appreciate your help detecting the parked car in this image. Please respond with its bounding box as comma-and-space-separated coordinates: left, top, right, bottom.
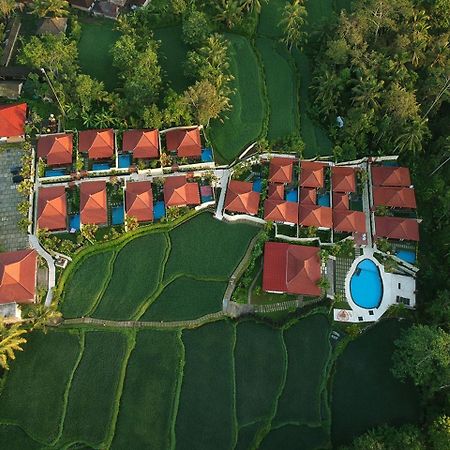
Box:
10, 165, 22, 175
12, 174, 23, 184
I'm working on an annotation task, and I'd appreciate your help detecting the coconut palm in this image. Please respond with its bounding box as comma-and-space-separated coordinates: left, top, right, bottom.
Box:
25, 303, 62, 333
215, 0, 242, 29
351, 75, 384, 110
0, 320, 27, 371
394, 118, 429, 156
241, 0, 268, 13
0, 0, 16, 18
279, 0, 308, 51
30, 0, 69, 17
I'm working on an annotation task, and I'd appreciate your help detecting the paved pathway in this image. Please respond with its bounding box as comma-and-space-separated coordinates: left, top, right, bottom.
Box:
29, 234, 55, 306
214, 168, 230, 220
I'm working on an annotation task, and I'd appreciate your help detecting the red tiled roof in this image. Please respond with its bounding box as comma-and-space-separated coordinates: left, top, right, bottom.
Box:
372, 187, 417, 209
333, 210, 366, 233
126, 181, 153, 222
332, 166, 355, 192
300, 187, 317, 205
224, 180, 260, 216
300, 161, 324, 188
371, 166, 411, 187
37, 186, 67, 231
269, 157, 294, 183
80, 180, 107, 225
0, 249, 37, 304
123, 129, 159, 159
298, 204, 332, 228
164, 176, 200, 207
268, 184, 284, 201
165, 127, 201, 158
37, 133, 73, 166
264, 199, 298, 224
0, 103, 26, 138
78, 129, 114, 160
375, 216, 419, 241
262, 242, 321, 296
332, 192, 349, 210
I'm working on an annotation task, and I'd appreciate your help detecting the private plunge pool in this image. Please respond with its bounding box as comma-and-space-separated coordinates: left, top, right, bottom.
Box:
350, 259, 383, 309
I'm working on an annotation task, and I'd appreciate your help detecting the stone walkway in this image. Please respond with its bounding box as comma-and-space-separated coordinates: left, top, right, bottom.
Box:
0, 146, 29, 251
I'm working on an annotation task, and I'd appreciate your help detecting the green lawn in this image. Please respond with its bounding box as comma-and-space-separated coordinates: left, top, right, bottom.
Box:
78, 19, 120, 91
154, 26, 191, 93
257, 0, 285, 39
139, 277, 227, 321
59, 331, 130, 448
61, 249, 115, 318
274, 314, 331, 427
112, 330, 182, 450
0, 331, 82, 444
175, 321, 236, 450
331, 319, 422, 446
0, 424, 42, 450
208, 34, 267, 164
256, 37, 300, 141
92, 233, 168, 320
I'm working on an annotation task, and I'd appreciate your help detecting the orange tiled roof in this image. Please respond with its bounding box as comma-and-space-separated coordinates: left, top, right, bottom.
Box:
268, 157, 294, 184
123, 129, 159, 159
37, 186, 67, 231
224, 180, 260, 216
300, 161, 325, 188
332, 166, 356, 192
78, 129, 114, 160
298, 204, 332, 228
164, 176, 200, 207
332, 210, 366, 233
375, 216, 419, 241
165, 127, 201, 158
371, 166, 411, 187
0, 103, 26, 138
264, 199, 298, 224
372, 187, 416, 209
126, 181, 153, 222
268, 184, 285, 201
37, 133, 73, 166
80, 180, 107, 225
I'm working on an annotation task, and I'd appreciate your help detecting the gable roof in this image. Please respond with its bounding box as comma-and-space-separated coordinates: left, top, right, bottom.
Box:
332, 210, 366, 233
332, 166, 356, 192
371, 166, 411, 187
0, 103, 26, 137
372, 187, 417, 209
37, 186, 67, 231
125, 181, 153, 222
123, 129, 159, 159
224, 180, 260, 216
37, 133, 73, 166
80, 180, 107, 225
164, 176, 200, 207
78, 129, 114, 160
37, 17, 68, 35
165, 127, 201, 158
262, 242, 321, 296
268, 184, 285, 201
269, 157, 294, 184
332, 192, 349, 210
0, 249, 37, 304
298, 204, 332, 228
264, 199, 298, 224
374, 216, 419, 241
300, 187, 317, 205
300, 161, 325, 188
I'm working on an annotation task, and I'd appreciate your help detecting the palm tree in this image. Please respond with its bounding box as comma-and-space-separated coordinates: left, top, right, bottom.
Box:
311, 69, 341, 116
394, 118, 429, 156
241, 0, 268, 13
351, 75, 384, 110
25, 303, 62, 333
0, 0, 16, 18
0, 320, 27, 371
215, 0, 242, 29
30, 0, 69, 17
279, 0, 308, 51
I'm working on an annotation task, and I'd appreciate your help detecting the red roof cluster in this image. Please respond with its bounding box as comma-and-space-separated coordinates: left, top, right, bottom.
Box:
262, 242, 321, 297
0, 103, 26, 138
79, 129, 114, 160
264, 200, 298, 224
37, 133, 73, 166
0, 249, 37, 304
373, 187, 416, 209
371, 166, 411, 187
300, 161, 324, 188
332, 167, 355, 192
164, 176, 200, 207
37, 186, 67, 231
165, 127, 201, 158
126, 181, 153, 222
375, 216, 419, 241
333, 210, 366, 233
224, 180, 260, 216
269, 157, 294, 184
80, 180, 107, 225
298, 204, 332, 228
123, 129, 159, 159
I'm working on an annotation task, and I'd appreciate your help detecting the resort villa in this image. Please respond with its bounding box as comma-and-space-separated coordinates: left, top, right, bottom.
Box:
0, 103, 27, 143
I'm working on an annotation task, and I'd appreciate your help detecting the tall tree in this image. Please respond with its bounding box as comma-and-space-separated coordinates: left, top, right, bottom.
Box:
394, 118, 429, 156
30, 0, 69, 17
215, 0, 243, 29
0, 0, 16, 18
279, 0, 308, 51
0, 320, 27, 371
241, 0, 268, 13
25, 303, 62, 333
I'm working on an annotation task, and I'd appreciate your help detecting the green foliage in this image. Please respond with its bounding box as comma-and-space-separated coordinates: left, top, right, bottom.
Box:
0, 320, 27, 371
279, 0, 308, 51
30, 0, 69, 17
428, 415, 450, 450
0, 0, 16, 18
182, 7, 212, 46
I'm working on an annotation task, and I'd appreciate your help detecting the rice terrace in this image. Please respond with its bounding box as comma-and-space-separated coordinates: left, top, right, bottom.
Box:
0, 0, 449, 449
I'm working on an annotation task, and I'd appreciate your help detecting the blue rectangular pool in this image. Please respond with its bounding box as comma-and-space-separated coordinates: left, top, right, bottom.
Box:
45, 169, 66, 177
253, 178, 262, 193
154, 201, 165, 220
118, 154, 132, 169
69, 214, 80, 231
92, 163, 110, 171
201, 148, 213, 162
395, 249, 416, 264
111, 206, 124, 225
285, 189, 298, 202
318, 193, 330, 207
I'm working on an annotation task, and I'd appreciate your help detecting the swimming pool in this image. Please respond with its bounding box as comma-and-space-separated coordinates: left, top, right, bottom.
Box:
45, 169, 66, 177
285, 189, 298, 202
69, 214, 80, 231
111, 206, 124, 225
350, 259, 383, 309
154, 201, 165, 220
317, 193, 330, 207
201, 148, 213, 162
253, 178, 262, 192
395, 249, 416, 264
92, 163, 110, 171
118, 154, 132, 169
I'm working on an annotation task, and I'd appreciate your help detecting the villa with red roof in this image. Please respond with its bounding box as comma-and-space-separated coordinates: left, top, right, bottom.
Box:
78, 129, 115, 160
268, 157, 294, 184
375, 216, 419, 241
0, 249, 37, 304
268, 184, 284, 201
0, 103, 27, 142
262, 242, 321, 297
37, 186, 67, 231
126, 181, 153, 222
299, 161, 324, 188
300, 188, 317, 205
332, 167, 355, 192
224, 180, 260, 216
122, 129, 159, 159
165, 127, 202, 158
371, 166, 411, 187
298, 204, 333, 229
332, 210, 366, 233
164, 176, 200, 207
372, 187, 417, 209
37, 133, 73, 166
264, 199, 298, 225
80, 181, 107, 225
332, 192, 349, 210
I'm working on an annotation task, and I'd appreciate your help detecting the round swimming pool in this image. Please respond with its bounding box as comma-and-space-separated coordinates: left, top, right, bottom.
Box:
350, 259, 383, 309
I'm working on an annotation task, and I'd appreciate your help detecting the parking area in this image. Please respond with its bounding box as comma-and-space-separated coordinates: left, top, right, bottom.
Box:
0, 145, 29, 251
